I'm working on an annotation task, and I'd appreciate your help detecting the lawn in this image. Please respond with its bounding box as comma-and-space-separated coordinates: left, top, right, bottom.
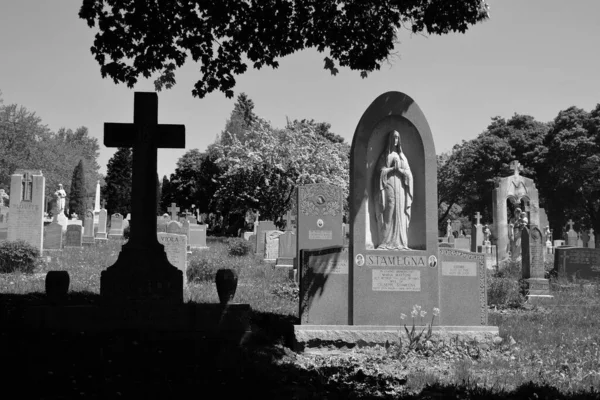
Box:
1, 239, 600, 399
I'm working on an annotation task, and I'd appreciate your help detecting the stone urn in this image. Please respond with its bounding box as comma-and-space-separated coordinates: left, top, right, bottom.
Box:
215, 268, 238, 304
45, 270, 70, 304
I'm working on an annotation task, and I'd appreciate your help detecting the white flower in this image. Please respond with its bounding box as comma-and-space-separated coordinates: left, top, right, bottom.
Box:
433, 308, 440, 317
400, 313, 407, 320
420, 310, 427, 318
411, 309, 418, 318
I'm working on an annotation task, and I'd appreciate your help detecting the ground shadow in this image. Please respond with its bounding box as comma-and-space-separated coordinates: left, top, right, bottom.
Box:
1, 292, 599, 399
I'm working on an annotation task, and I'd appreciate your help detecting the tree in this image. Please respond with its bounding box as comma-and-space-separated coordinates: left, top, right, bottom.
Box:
538, 105, 600, 239
0, 94, 101, 206
219, 93, 258, 146
159, 175, 174, 214
0, 99, 52, 189
437, 114, 549, 229
212, 117, 349, 226
102, 147, 132, 216
156, 173, 161, 214
68, 160, 87, 218
79, 0, 490, 99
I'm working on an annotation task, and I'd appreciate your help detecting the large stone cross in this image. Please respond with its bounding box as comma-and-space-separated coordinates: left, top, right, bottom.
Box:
104, 93, 185, 248
101, 92, 185, 303
567, 219, 575, 231
167, 202, 180, 220
474, 212, 482, 226
510, 160, 522, 176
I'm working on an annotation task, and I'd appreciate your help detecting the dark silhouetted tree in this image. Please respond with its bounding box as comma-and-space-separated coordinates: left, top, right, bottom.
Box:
102, 147, 132, 216
79, 1, 490, 99
68, 160, 87, 219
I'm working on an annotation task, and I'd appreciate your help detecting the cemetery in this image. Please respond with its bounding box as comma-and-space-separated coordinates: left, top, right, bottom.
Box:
2, 1, 600, 398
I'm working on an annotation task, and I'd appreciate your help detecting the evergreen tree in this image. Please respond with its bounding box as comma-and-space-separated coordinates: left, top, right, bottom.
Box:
159, 175, 173, 213
102, 147, 132, 216
156, 173, 162, 214
68, 159, 87, 219
219, 93, 257, 145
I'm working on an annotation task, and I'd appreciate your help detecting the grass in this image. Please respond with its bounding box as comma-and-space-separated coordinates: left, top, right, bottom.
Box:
2, 239, 600, 398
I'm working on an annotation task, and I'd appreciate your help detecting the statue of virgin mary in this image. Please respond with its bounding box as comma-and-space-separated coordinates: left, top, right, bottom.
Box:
375, 130, 413, 250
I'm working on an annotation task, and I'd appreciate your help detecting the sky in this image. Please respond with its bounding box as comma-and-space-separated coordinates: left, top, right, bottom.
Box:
1, 0, 599, 180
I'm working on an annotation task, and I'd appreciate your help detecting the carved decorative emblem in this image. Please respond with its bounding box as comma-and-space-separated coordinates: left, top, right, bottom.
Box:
299, 184, 341, 216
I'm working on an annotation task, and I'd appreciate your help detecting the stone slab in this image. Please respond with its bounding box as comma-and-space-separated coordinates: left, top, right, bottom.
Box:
294, 325, 499, 351
264, 230, 283, 262
453, 238, 470, 251
554, 246, 600, 280
297, 184, 343, 254
44, 221, 63, 250
300, 246, 349, 325
439, 248, 488, 326
188, 224, 208, 249
255, 221, 276, 256
64, 224, 83, 247
158, 232, 188, 288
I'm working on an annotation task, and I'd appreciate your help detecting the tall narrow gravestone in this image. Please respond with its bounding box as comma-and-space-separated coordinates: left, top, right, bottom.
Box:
8, 170, 45, 251
297, 183, 345, 322
108, 213, 124, 239
350, 92, 440, 325
521, 226, 552, 303
100, 92, 185, 304
255, 220, 276, 256
82, 209, 95, 245
44, 221, 63, 250
96, 208, 108, 241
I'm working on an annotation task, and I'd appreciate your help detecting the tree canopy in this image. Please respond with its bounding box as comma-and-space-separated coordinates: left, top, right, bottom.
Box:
0, 93, 101, 206
79, 0, 490, 98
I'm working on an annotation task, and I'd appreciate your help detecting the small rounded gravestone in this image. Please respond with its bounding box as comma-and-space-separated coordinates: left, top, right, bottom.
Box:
45, 271, 70, 304
215, 268, 238, 305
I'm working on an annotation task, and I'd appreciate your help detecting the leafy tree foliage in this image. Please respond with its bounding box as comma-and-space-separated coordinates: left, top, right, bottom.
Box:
437, 115, 549, 230
68, 160, 87, 219
211, 117, 349, 225
219, 93, 258, 146
159, 175, 174, 215
102, 147, 132, 216
0, 93, 101, 206
79, 0, 490, 98
537, 105, 600, 238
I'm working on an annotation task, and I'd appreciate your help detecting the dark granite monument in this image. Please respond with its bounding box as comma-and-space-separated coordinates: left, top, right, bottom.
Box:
299, 246, 349, 324
554, 246, 600, 280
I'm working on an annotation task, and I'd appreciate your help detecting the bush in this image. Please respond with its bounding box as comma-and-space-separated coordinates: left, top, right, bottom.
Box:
227, 238, 253, 257
0, 240, 40, 274
487, 272, 526, 308
187, 258, 217, 283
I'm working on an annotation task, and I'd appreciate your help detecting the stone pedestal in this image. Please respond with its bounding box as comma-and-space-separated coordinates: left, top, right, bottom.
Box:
100, 243, 183, 304
55, 213, 68, 232
524, 278, 553, 304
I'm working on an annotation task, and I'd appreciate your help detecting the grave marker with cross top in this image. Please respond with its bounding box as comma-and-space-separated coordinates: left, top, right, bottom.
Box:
283, 209, 295, 231
474, 212, 482, 226
510, 160, 523, 176
100, 92, 185, 304
167, 202, 180, 221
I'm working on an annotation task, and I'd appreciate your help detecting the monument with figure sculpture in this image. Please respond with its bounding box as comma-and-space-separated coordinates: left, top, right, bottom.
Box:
295, 91, 496, 348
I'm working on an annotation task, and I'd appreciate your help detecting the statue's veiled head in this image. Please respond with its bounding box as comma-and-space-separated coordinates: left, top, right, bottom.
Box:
386, 130, 402, 154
